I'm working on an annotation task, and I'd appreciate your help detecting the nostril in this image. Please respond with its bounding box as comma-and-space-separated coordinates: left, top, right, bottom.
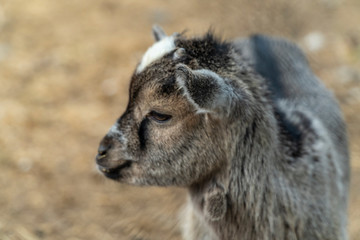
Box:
98, 143, 112, 156
98, 149, 106, 156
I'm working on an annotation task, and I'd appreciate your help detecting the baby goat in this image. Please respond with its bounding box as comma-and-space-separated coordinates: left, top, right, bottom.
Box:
96, 26, 349, 240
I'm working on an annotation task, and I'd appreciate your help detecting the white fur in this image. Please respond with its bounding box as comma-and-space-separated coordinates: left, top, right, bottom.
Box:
109, 124, 122, 136
136, 36, 176, 73
109, 124, 128, 150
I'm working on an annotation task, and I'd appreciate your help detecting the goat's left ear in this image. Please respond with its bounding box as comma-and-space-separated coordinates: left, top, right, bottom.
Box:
176, 64, 235, 115
152, 25, 167, 42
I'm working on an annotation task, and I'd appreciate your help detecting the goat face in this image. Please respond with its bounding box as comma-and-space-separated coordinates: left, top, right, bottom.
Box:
96, 27, 241, 186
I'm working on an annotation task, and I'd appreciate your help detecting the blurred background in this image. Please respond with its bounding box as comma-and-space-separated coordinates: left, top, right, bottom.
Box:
0, 0, 359, 239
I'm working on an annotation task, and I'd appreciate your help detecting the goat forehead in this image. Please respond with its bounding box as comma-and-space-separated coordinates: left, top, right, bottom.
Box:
136, 36, 176, 73
130, 64, 178, 104
134, 79, 177, 106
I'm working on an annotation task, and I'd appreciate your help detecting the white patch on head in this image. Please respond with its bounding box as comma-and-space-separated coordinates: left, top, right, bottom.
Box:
136, 36, 176, 73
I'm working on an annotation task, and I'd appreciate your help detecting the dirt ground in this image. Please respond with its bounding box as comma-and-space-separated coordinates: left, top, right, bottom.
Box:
0, 0, 359, 239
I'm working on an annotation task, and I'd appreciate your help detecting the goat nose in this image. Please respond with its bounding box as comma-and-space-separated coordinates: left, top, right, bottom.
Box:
98, 143, 112, 156
98, 137, 113, 156
98, 145, 108, 156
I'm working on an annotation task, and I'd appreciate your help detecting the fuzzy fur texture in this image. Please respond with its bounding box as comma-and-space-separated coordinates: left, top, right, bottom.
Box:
136, 35, 176, 73
96, 27, 349, 240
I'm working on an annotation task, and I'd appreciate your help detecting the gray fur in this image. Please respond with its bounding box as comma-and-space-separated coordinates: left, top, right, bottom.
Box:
96, 28, 349, 240
152, 24, 167, 41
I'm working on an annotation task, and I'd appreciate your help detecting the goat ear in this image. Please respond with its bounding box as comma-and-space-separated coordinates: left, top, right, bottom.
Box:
152, 25, 167, 42
175, 64, 233, 115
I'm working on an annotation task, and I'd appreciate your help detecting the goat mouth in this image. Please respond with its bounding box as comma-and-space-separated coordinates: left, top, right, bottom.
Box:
98, 161, 132, 180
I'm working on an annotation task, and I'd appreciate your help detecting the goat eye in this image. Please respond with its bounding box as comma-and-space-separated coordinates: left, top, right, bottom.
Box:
147, 111, 172, 123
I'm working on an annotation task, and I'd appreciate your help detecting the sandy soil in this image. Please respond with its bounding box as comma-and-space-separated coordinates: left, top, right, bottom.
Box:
0, 0, 359, 239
